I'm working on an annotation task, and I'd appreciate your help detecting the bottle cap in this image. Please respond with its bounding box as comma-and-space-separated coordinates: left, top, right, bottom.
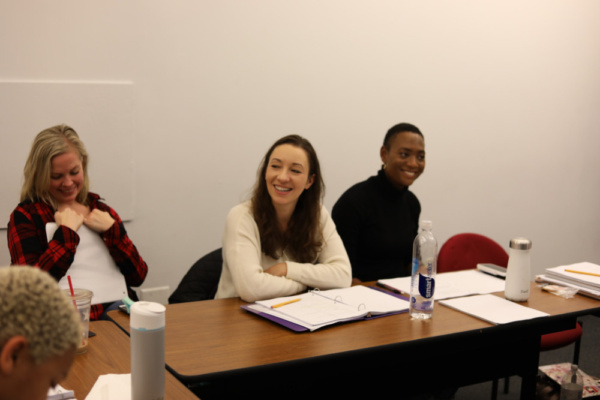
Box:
130, 301, 166, 330
420, 220, 432, 229
509, 237, 532, 250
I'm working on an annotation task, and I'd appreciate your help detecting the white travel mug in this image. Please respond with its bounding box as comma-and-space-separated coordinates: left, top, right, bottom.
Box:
504, 237, 532, 302
131, 301, 166, 400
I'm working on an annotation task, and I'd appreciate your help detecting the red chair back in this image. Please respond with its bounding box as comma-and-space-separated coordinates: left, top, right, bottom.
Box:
438, 233, 582, 368
437, 233, 509, 273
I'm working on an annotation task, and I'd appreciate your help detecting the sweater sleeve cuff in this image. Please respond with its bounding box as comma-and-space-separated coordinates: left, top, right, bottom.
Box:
285, 261, 304, 283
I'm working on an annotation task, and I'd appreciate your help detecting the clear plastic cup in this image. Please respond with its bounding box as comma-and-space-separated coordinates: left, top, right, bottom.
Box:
63, 288, 94, 354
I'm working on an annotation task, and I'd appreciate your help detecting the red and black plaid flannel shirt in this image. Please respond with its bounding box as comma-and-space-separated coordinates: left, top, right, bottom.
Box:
7, 193, 148, 320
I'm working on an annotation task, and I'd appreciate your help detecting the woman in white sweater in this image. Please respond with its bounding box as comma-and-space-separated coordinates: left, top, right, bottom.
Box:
215, 135, 351, 302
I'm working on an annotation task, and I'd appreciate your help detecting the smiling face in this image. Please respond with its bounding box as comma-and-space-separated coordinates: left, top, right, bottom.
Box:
380, 131, 425, 189
265, 144, 315, 215
48, 150, 84, 207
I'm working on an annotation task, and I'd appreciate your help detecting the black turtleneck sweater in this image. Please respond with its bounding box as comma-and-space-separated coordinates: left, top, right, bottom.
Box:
332, 169, 421, 281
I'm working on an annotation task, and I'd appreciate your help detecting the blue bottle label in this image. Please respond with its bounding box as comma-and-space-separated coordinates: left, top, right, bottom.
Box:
418, 273, 435, 299
411, 257, 419, 275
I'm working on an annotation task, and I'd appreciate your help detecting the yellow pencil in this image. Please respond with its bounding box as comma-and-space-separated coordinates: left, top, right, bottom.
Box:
565, 269, 600, 278
271, 298, 301, 309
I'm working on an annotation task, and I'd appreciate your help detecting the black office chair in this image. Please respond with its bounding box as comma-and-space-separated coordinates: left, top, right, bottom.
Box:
169, 248, 223, 304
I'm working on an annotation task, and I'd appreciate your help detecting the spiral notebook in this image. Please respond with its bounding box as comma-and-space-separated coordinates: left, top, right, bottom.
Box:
242, 285, 409, 331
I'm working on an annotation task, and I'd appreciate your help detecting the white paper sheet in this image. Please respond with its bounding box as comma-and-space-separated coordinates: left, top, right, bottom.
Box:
46, 223, 127, 304
47, 384, 75, 400
379, 269, 505, 300
439, 294, 549, 324
85, 374, 131, 400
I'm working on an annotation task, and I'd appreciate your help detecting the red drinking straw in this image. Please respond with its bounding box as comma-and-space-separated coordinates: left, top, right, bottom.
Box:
67, 275, 77, 309
67, 275, 84, 346
67, 275, 75, 296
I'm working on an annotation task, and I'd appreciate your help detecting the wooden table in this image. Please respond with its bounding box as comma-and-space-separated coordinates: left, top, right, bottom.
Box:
107, 283, 600, 399
61, 321, 199, 399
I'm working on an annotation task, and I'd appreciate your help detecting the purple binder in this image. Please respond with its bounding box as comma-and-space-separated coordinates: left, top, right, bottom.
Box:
240, 286, 409, 332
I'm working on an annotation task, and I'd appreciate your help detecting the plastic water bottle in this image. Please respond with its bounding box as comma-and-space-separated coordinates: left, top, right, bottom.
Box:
131, 301, 166, 400
560, 364, 583, 400
504, 237, 532, 302
410, 220, 437, 319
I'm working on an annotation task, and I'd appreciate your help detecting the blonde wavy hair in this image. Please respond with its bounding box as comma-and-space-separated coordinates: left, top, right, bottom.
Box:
0, 266, 81, 364
20, 124, 90, 210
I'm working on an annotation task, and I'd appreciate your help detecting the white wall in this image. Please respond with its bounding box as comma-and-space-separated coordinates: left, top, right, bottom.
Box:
1, 1, 599, 296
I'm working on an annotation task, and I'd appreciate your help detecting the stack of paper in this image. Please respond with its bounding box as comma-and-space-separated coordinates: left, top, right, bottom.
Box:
537, 262, 600, 300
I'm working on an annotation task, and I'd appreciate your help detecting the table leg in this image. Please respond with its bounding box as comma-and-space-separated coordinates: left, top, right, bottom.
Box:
519, 335, 541, 399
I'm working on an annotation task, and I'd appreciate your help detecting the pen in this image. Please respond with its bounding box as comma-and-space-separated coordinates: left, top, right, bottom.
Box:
565, 269, 600, 278
376, 281, 401, 294
271, 298, 301, 308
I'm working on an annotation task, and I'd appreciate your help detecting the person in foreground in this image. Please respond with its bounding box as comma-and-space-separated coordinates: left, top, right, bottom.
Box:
0, 266, 81, 400
215, 135, 352, 302
332, 122, 425, 284
7, 124, 148, 320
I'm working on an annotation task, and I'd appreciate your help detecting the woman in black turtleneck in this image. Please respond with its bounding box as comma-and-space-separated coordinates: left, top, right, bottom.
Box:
332, 122, 426, 284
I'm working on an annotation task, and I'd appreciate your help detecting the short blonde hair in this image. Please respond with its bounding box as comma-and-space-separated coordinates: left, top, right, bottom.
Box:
0, 266, 81, 363
20, 124, 90, 210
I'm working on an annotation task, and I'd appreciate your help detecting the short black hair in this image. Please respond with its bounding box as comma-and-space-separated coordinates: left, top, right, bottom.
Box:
383, 123, 423, 149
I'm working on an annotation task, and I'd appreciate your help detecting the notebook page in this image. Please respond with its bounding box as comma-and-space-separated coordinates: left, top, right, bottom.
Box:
256, 291, 364, 326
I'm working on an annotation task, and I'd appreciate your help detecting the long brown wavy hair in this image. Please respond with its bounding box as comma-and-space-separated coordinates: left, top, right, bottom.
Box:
251, 135, 325, 263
